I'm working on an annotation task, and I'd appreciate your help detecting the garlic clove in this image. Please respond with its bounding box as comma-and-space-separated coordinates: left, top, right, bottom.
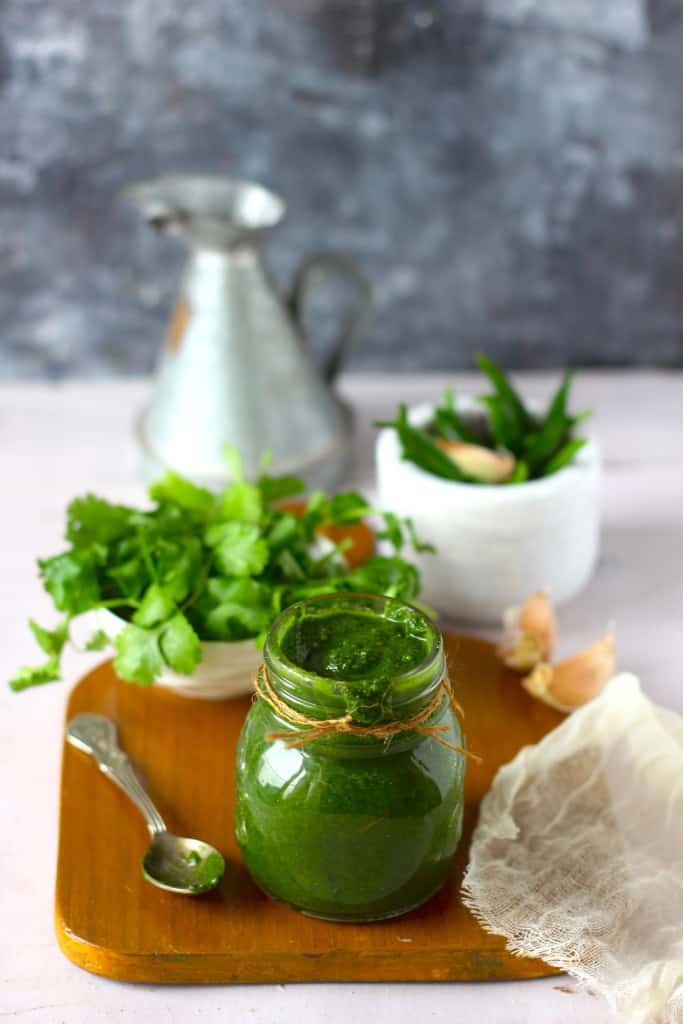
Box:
521, 630, 616, 712
500, 590, 556, 670
436, 439, 515, 484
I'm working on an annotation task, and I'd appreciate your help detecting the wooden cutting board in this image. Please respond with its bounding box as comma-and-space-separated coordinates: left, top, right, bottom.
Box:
55, 631, 563, 984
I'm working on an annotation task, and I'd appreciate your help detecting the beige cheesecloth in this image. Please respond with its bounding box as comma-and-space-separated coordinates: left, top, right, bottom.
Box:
462, 674, 683, 1024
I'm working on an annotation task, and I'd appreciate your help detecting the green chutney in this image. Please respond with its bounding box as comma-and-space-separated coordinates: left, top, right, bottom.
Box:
234, 593, 466, 922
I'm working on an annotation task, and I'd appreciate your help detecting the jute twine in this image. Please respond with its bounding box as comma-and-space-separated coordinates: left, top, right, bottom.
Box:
253, 664, 480, 760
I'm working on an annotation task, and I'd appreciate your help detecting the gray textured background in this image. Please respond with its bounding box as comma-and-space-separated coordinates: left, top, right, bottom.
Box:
2, 0, 683, 378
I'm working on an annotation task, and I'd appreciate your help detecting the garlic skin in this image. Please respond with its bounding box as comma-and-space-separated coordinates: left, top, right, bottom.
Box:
436, 439, 515, 484
500, 591, 557, 671
521, 631, 617, 712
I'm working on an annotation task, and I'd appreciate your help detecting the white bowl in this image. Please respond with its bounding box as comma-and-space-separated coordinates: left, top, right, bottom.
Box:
376, 399, 601, 623
99, 610, 261, 700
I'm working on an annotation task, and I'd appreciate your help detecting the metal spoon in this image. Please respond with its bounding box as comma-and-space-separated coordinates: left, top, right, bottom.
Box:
66, 713, 225, 895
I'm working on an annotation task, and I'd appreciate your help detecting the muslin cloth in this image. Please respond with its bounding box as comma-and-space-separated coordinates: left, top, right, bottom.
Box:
462, 674, 683, 1024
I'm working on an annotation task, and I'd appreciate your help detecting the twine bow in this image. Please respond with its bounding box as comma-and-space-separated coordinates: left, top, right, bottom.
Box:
253, 664, 480, 760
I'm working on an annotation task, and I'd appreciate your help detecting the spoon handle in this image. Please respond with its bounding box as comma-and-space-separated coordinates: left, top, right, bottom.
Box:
66, 713, 167, 837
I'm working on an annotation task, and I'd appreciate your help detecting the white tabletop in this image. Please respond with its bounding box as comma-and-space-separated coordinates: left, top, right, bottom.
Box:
3, 371, 682, 1024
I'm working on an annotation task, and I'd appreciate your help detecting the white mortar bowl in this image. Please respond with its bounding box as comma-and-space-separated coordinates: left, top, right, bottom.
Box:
376, 400, 601, 623
99, 610, 262, 700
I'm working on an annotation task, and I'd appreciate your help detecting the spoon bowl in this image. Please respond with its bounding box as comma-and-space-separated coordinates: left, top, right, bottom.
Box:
142, 833, 225, 895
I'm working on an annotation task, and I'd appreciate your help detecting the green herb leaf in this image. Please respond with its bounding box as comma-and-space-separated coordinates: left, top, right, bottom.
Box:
266, 514, 299, 550
543, 438, 587, 476
160, 613, 201, 675
507, 460, 529, 484
133, 582, 177, 627
377, 512, 404, 551
195, 578, 273, 641
107, 555, 148, 600
85, 629, 111, 651
275, 549, 308, 580
155, 538, 204, 604
433, 389, 480, 444
221, 481, 263, 524
39, 551, 101, 615
348, 556, 421, 602
114, 625, 164, 686
523, 372, 573, 471
381, 405, 469, 482
258, 473, 306, 503
325, 491, 373, 525
571, 410, 592, 428
149, 472, 214, 512
9, 657, 61, 692
204, 522, 269, 577
475, 353, 530, 440
301, 491, 328, 536
405, 518, 436, 553
475, 395, 517, 450
29, 617, 69, 657
66, 495, 134, 547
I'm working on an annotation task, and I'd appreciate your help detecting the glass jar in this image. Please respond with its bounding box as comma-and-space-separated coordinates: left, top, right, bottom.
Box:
234, 593, 466, 922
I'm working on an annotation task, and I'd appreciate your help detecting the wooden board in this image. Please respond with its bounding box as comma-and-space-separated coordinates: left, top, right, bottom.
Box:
55, 632, 563, 984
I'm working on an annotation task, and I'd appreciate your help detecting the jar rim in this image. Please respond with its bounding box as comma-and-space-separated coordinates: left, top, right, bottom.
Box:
263, 592, 444, 721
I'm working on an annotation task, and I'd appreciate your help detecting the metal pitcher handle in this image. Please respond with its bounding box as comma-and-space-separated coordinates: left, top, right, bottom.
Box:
289, 253, 372, 385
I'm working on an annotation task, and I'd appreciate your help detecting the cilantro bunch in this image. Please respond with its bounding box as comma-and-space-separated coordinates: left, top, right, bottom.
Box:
378, 354, 590, 485
10, 450, 432, 691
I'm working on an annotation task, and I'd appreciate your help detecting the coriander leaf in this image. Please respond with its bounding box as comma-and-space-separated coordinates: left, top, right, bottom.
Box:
301, 490, 328, 535
152, 537, 203, 604
204, 522, 269, 577
9, 656, 61, 692
377, 512, 404, 551
85, 629, 111, 651
325, 491, 373, 525
133, 582, 177, 627
66, 495, 134, 547
194, 578, 273, 641
107, 555, 147, 600
309, 538, 352, 576
266, 513, 299, 550
149, 471, 214, 512
280, 579, 341, 605
543, 438, 587, 476
114, 625, 164, 686
220, 481, 263, 524
160, 613, 201, 675
39, 551, 101, 615
29, 617, 69, 657
275, 548, 307, 580
347, 555, 420, 602
258, 473, 306, 503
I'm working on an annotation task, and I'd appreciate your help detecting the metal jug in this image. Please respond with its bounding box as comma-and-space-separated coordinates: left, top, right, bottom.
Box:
126, 175, 371, 490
